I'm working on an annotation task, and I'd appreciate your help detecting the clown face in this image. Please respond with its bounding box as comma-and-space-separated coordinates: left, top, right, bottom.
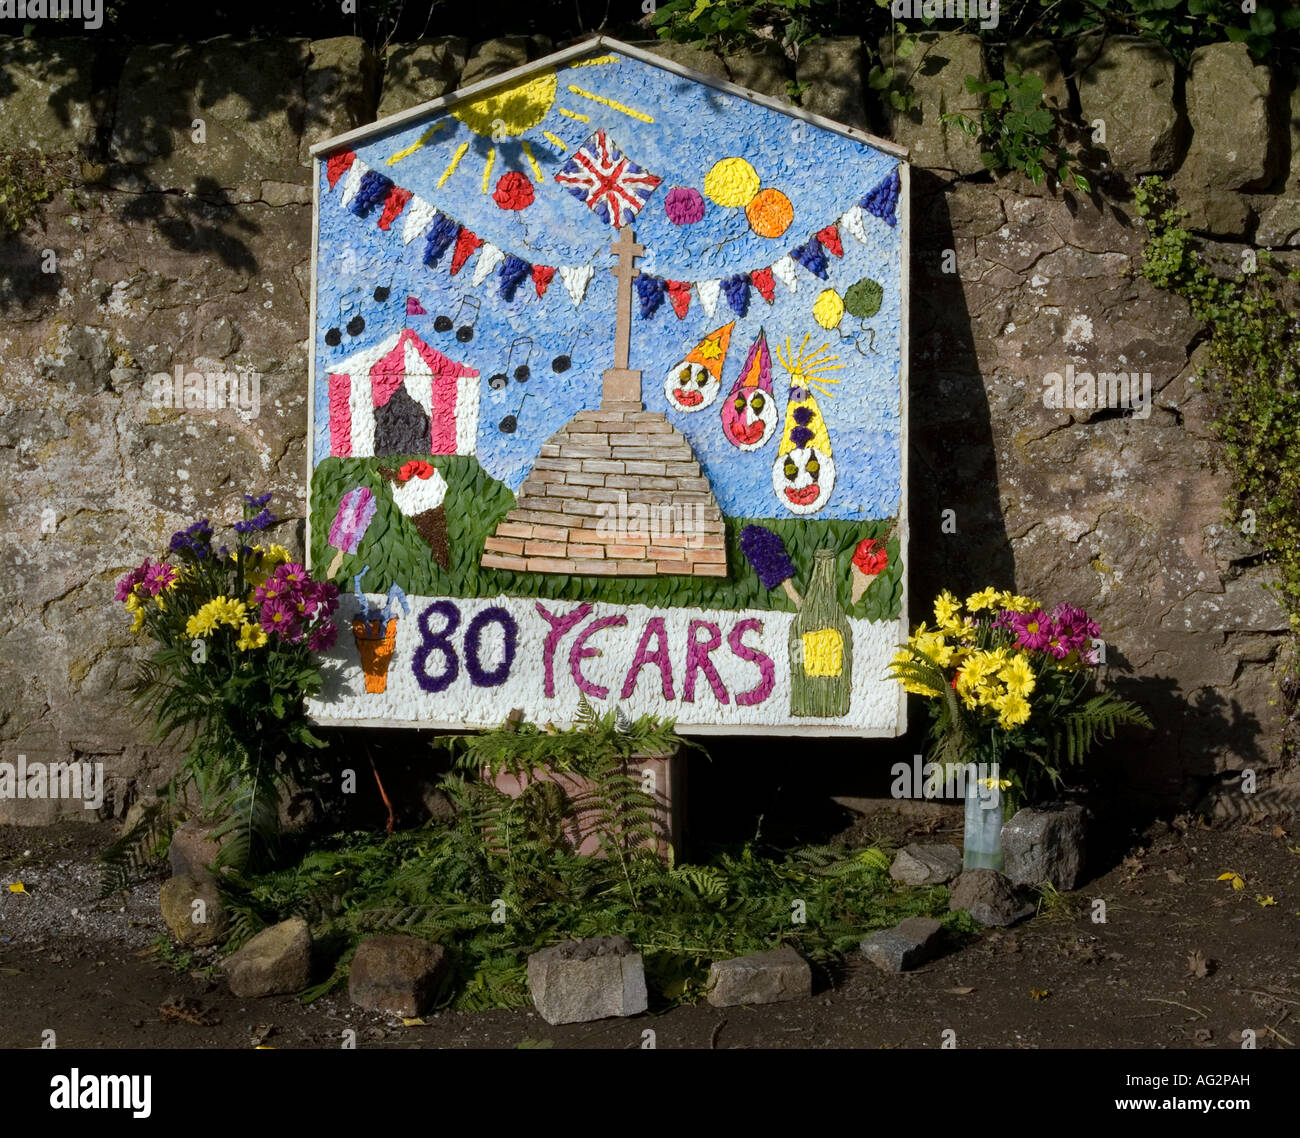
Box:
722, 387, 777, 450
773, 445, 836, 515
665, 361, 720, 412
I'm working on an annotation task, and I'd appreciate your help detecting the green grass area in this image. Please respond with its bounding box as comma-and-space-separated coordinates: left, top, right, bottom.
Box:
311, 454, 903, 620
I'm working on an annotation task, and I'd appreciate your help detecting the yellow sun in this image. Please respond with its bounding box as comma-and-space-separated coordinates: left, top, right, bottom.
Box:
451, 70, 559, 138
385, 55, 655, 196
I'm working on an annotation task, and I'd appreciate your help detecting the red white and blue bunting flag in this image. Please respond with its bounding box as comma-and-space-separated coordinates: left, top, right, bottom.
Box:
322, 150, 899, 317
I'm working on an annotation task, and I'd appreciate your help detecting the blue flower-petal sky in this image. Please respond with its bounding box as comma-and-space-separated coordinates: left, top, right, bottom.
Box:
312, 49, 903, 520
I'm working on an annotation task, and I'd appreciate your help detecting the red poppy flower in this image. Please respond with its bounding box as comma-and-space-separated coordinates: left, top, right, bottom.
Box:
493, 171, 534, 211
399, 460, 434, 482
853, 537, 888, 575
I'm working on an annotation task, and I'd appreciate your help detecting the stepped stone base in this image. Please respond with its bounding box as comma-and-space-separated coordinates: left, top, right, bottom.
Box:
481, 409, 728, 577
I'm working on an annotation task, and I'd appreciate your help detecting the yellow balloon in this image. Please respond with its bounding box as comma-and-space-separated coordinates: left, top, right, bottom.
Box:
813, 289, 844, 330
703, 158, 760, 208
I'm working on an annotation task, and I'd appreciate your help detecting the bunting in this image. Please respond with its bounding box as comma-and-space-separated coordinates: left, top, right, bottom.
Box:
322, 150, 900, 317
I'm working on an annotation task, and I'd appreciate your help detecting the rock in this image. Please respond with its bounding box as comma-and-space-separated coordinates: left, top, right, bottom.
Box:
422, 785, 457, 822
223, 917, 312, 998
639, 40, 729, 82
1074, 36, 1181, 177
526, 935, 647, 1025
880, 32, 986, 176
889, 843, 963, 886
1001, 804, 1087, 890
459, 36, 531, 88
301, 37, 379, 162
948, 869, 1035, 927
706, 946, 811, 1007
1181, 42, 1277, 192
1257, 193, 1300, 247
1003, 40, 1067, 111
168, 818, 224, 879
860, 916, 943, 972
110, 39, 310, 197
723, 43, 790, 101
159, 875, 229, 947
796, 38, 866, 130
0, 37, 99, 154
377, 38, 468, 119
1164, 568, 1289, 634
348, 935, 450, 1017
1170, 186, 1255, 239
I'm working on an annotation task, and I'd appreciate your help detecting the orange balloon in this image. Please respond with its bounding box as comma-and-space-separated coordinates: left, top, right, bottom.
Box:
746, 188, 794, 238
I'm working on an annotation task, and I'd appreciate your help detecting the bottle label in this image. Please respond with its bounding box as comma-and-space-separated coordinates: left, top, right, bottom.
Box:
801, 628, 843, 677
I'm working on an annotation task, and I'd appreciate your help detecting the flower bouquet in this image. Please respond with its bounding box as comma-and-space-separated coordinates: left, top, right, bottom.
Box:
115, 494, 340, 866
889, 588, 1152, 866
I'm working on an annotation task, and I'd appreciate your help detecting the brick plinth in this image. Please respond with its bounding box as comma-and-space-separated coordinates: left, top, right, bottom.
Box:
481, 410, 728, 577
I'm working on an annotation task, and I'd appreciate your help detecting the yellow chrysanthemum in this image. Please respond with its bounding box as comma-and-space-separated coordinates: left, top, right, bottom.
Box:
1001, 654, 1036, 697
913, 629, 955, 669
130, 608, 145, 633
236, 623, 268, 651
213, 596, 247, 628
185, 601, 222, 638
264, 544, 292, 566
933, 590, 962, 627
997, 592, 1040, 613
124, 592, 142, 613
966, 587, 999, 613
997, 691, 1032, 728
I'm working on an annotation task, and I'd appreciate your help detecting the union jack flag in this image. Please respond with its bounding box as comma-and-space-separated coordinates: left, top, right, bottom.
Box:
555, 130, 662, 229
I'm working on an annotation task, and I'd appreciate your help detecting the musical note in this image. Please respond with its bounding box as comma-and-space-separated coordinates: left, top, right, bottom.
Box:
498, 391, 532, 434
325, 290, 366, 347
489, 336, 535, 389
551, 329, 590, 373
433, 295, 480, 342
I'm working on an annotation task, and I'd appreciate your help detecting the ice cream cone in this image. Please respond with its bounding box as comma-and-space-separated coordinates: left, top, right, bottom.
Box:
352, 617, 399, 693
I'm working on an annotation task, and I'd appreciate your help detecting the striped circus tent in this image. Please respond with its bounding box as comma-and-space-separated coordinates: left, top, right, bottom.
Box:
326, 329, 479, 459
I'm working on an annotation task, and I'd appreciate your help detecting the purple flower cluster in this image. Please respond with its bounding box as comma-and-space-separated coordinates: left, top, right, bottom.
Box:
169, 519, 213, 559
255, 562, 340, 651
1001, 603, 1101, 663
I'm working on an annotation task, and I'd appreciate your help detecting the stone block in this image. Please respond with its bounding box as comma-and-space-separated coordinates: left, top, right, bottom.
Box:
1075, 36, 1182, 176
860, 916, 943, 972
1181, 41, 1277, 191
706, 946, 811, 1007
889, 843, 962, 886
378, 38, 468, 119
348, 935, 450, 1017
880, 33, 986, 176
1001, 803, 1087, 890
527, 935, 648, 1025
223, 917, 312, 998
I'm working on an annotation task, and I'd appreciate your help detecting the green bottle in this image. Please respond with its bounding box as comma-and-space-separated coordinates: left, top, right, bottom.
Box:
790, 548, 853, 717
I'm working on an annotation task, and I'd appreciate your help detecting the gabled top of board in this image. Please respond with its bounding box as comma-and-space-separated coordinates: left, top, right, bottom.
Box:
310, 35, 909, 163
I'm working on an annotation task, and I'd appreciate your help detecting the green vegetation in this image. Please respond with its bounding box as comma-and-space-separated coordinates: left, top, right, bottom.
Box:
1136, 176, 1300, 754
942, 69, 1090, 192
0, 148, 67, 233
215, 713, 969, 1009
649, 0, 1299, 71
310, 454, 903, 621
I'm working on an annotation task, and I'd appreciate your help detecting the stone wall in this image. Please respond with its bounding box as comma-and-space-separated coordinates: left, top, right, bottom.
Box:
1, 32, 1295, 823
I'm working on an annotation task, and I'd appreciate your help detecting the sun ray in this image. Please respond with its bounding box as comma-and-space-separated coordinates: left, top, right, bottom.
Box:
482, 147, 496, 193
566, 85, 654, 123
542, 130, 567, 152
385, 121, 448, 166
566, 54, 619, 68
779, 336, 845, 396
520, 141, 544, 181
437, 141, 469, 189
558, 107, 590, 122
